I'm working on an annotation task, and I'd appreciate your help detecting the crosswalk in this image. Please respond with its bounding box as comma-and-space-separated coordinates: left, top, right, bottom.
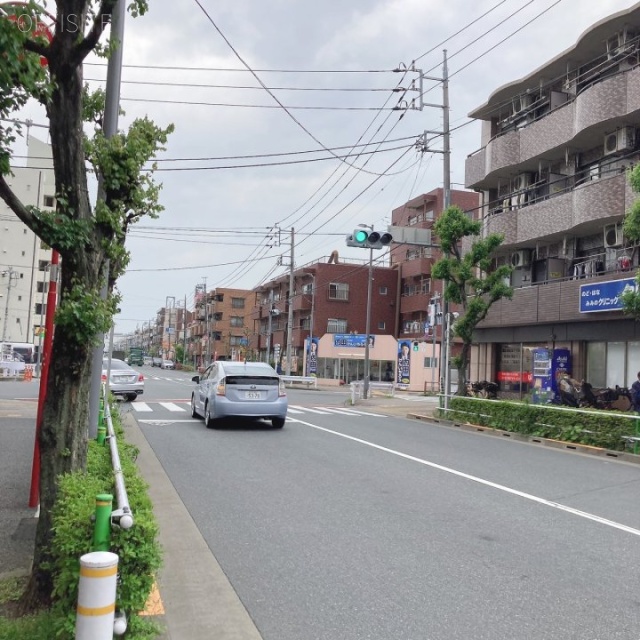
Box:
130, 401, 385, 418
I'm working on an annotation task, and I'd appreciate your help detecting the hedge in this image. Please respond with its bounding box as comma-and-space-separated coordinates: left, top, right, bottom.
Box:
440, 397, 640, 451
47, 400, 162, 639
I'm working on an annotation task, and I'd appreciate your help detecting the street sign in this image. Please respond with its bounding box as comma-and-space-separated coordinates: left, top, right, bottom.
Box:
387, 225, 433, 246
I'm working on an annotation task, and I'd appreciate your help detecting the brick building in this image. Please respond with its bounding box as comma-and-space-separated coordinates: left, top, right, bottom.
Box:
390, 188, 480, 345
465, 2, 640, 393
187, 287, 253, 366
251, 255, 399, 381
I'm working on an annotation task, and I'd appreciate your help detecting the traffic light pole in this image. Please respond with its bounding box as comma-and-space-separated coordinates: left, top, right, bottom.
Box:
363, 245, 374, 399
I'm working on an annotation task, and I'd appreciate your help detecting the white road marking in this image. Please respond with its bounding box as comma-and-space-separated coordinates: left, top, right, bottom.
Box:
139, 419, 197, 424
316, 407, 362, 416
159, 402, 187, 412
131, 402, 153, 412
335, 407, 387, 418
293, 418, 640, 538
286, 407, 304, 414
289, 405, 331, 414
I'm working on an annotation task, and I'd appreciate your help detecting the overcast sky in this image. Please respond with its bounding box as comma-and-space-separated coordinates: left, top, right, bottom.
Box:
10, 0, 640, 334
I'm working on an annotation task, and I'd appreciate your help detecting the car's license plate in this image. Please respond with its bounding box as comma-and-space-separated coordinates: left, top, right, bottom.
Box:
245, 391, 262, 400
114, 376, 129, 383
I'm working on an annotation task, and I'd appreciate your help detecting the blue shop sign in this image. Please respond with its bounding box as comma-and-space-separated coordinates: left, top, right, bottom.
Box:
333, 334, 374, 348
579, 277, 637, 313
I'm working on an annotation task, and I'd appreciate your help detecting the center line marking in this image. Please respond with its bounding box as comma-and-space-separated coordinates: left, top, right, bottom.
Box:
293, 418, 640, 538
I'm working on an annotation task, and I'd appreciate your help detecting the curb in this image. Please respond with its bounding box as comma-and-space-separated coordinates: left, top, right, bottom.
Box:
122, 412, 263, 640
407, 412, 640, 465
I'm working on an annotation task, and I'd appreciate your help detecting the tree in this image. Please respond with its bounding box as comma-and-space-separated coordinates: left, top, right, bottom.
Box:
431, 205, 513, 395
0, 1, 173, 609
621, 165, 640, 317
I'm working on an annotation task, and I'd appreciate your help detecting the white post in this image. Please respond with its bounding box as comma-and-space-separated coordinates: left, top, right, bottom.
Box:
75, 551, 119, 640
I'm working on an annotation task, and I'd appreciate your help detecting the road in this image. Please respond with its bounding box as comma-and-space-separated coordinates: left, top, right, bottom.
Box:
4, 370, 640, 638
131, 370, 640, 640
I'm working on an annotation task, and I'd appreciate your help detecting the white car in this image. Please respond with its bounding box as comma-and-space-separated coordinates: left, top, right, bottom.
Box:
102, 359, 144, 402
161, 359, 175, 370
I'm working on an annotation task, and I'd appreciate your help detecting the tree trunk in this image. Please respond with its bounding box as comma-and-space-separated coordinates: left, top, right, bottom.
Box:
20, 18, 107, 610
456, 341, 471, 396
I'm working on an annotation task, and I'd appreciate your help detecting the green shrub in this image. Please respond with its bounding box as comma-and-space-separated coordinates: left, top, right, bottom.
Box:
441, 397, 640, 451
48, 402, 162, 639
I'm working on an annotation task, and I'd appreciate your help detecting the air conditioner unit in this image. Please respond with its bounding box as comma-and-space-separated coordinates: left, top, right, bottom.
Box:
510, 250, 531, 268
604, 223, 623, 248
513, 172, 533, 192
512, 93, 533, 115
607, 28, 636, 59
603, 127, 635, 155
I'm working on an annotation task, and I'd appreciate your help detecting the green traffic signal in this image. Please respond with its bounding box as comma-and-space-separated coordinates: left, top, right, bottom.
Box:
354, 229, 368, 243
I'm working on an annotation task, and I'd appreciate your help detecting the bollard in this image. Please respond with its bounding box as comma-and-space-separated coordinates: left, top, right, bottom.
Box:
98, 396, 105, 432
96, 422, 106, 446
75, 551, 119, 640
92, 494, 113, 552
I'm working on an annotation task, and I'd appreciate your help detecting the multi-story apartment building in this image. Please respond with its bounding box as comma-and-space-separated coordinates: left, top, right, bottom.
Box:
465, 2, 640, 392
390, 188, 480, 343
149, 303, 190, 360
0, 135, 56, 349
187, 287, 253, 366
251, 255, 399, 380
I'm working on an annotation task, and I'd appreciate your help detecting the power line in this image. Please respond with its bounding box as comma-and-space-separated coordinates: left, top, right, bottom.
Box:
413, 0, 510, 63
84, 61, 397, 73
85, 77, 402, 92
120, 97, 401, 111
191, 0, 403, 179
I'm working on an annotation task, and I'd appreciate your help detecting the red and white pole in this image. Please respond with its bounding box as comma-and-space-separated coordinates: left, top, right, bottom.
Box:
28, 249, 59, 508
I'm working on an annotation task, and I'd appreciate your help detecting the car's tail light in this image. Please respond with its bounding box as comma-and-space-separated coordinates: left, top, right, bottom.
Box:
138, 374, 144, 382
278, 379, 287, 397
216, 379, 226, 396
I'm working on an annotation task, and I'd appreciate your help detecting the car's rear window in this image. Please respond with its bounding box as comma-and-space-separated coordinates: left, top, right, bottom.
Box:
225, 375, 279, 386
105, 360, 130, 370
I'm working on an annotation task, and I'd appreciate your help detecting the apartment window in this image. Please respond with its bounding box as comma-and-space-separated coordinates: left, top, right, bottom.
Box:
327, 318, 347, 333
229, 335, 244, 346
300, 317, 311, 330
43, 195, 55, 207
38, 260, 49, 272
37, 281, 48, 294
424, 357, 438, 368
328, 282, 349, 301
425, 209, 434, 221
35, 303, 46, 315
230, 316, 244, 327
378, 321, 386, 330
302, 283, 313, 294
17, 296, 21, 301
21, 251, 25, 256
379, 286, 388, 295
231, 297, 245, 309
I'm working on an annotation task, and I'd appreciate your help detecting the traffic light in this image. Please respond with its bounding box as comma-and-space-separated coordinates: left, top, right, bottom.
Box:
345, 229, 393, 250
412, 341, 419, 352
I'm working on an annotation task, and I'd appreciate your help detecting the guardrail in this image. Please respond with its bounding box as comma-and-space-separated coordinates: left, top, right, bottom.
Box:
350, 381, 396, 404
280, 375, 318, 389
102, 387, 134, 530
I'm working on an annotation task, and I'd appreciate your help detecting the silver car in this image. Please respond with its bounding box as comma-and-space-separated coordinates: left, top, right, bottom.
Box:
102, 358, 144, 402
191, 361, 287, 429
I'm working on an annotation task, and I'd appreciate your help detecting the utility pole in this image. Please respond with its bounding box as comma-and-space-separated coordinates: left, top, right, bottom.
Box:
165, 296, 175, 359
203, 277, 210, 367
266, 289, 274, 366
441, 50, 452, 412
285, 228, 295, 375
1, 266, 18, 343
183, 293, 187, 366
88, 0, 126, 438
